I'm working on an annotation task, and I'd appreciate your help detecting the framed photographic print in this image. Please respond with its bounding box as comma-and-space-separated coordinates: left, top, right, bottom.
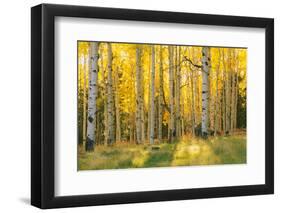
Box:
31, 3, 274, 209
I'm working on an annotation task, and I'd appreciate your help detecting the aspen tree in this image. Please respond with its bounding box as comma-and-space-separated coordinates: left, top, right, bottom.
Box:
168, 46, 175, 142
190, 48, 196, 136
158, 46, 163, 142
115, 66, 121, 142
149, 46, 155, 144
82, 54, 87, 145
136, 46, 142, 144
100, 45, 108, 144
107, 43, 115, 145
201, 47, 210, 138
86, 42, 99, 151
175, 46, 181, 138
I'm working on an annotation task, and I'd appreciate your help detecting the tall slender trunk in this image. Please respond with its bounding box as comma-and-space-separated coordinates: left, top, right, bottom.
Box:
101, 48, 108, 144
158, 46, 163, 142
190, 48, 196, 136
222, 81, 226, 134
185, 68, 191, 134
181, 104, 185, 136
208, 52, 213, 131
96, 112, 101, 145
115, 67, 121, 142
233, 50, 240, 130
107, 43, 115, 145
129, 113, 134, 143
149, 46, 155, 144
226, 49, 232, 134
230, 49, 236, 134
140, 50, 146, 142
168, 46, 175, 142
147, 81, 150, 141
222, 49, 228, 135
82, 55, 88, 145
135, 46, 142, 144
214, 50, 221, 135
175, 46, 181, 138
233, 85, 237, 130
201, 47, 210, 138
86, 42, 99, 151
196, 73, 200, 126
140, 87, 145, 142
191, 69, 195, 136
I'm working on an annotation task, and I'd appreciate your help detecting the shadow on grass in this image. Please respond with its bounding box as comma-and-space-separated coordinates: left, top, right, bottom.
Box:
142, 144, 175, 168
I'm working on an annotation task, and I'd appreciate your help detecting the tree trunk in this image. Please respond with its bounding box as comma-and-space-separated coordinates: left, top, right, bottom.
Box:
140, 83, 145, 142
175, 46, 181, 138
168, 46, 175, 142
214, 50, 221, 135
190, 48, 196, 136
233, 50, 239, 130
226, 49, 232, 135
149, 46, 156, 144
101, 47, 108, 145
222, 49, 228, 135
230, 50, 236, 134
107, 43, 115, 145
220, 51, 226, 133
129, 113, 134, 143
191, 69, 195, 136
158, 46, 163, 142
140, 50, 146, 142
147, 81, 150, 141
115, 67, 121, 142
82, 54, 88, 145
181, 104, 185, 136
201, 47, 210, 138
135, 46, 142, 144
86, 42, 99, 151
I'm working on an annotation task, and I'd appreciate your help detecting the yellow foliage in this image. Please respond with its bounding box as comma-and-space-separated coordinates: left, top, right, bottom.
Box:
78, 41, 247, 142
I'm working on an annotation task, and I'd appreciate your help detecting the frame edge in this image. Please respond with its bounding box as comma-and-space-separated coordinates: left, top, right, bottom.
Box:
31, 4, 43, 208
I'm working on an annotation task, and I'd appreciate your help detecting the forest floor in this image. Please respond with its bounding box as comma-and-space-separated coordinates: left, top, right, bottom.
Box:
78, 133, 246, 170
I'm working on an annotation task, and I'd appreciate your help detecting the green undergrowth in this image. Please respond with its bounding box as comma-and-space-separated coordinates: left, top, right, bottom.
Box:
78, 134, 246, 170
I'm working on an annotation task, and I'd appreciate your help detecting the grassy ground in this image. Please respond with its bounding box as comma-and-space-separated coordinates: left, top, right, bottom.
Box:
78, 134, 246, 170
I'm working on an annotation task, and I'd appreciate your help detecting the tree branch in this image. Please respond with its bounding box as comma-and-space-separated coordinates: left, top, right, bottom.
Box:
183, 56, 202, 69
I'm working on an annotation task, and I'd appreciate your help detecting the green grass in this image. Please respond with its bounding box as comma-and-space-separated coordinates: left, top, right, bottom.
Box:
78, 134, 246, 170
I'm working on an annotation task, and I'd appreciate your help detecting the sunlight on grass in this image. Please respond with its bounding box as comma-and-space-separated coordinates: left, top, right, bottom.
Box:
171, 138, 221, 166
78, 134, 246, 170
132, 148, 149, 167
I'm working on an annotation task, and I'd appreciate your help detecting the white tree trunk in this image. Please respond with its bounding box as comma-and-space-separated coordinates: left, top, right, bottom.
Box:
147, 81, 150, 141
86, 42, 99, 151
149, 46, 155, 144
140, 86, 145, 142
82, 55, 88, 145
107, 43, 115, 145
115, 67, 121, 142
101, 48, 108, 145
214, 50, 221, 135
135, 46, 142, 144
158, 46, 163, 142
175, 46, 181, 138
233, 50, 239, 130
168, 46, 175, 142
223, 49, 231, 135
201, 47, 210, 138
139, 49, 145, 142
191, 69, 195, 136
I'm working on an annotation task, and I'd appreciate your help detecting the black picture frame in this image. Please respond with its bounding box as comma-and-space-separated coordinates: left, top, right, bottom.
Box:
31, 3, 274, 209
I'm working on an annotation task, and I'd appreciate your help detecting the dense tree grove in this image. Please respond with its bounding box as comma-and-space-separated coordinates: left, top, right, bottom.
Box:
78, 42, 247, 152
